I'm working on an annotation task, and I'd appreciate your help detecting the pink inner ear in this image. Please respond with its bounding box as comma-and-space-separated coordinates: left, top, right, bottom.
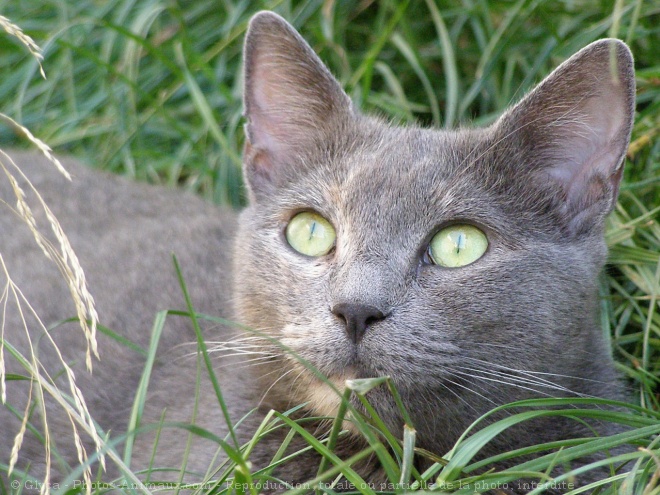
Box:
247, 101, 287, 162
245, 66, 304, 174
242, 12, 353, 196
247, 55, 288, 149
545, 83, 628, 207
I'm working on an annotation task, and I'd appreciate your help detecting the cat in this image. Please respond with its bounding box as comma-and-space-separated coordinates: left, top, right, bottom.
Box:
0, 10, 635, 493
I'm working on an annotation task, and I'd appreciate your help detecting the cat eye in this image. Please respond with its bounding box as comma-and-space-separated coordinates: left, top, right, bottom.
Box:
428, 224, 488, 268
286, 211, 336, 257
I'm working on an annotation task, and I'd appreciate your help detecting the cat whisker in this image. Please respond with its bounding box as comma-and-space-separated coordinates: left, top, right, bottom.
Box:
205, 337, 278, 350
437, 372, 498, 410
451, 364, 595, 402
209, 334, 270, 343
181, 345, 271, 360
463, 356, 612, 388
452, 369, 566, 400
258, 367, 297, 408
211, 355, 279, 372
211, 353, 276, 365
473, 341, 599, 360
206, 345, 273, 356
456, 364, 576, 393
206, 340, 265, 348
289, 368, 313, 405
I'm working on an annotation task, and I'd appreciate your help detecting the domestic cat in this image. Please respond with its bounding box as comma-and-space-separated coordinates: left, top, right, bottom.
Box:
0, 10, 635, 493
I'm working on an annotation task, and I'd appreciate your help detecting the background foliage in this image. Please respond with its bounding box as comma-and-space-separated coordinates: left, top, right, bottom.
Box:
0, 0, 658, 492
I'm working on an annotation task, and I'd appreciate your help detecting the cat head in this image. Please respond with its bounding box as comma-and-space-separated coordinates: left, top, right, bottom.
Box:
234, 11, 635, 439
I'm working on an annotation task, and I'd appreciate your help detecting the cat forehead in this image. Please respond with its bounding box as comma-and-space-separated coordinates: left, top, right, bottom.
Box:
330, 124, 486, 193
285, 122, 510, 235
345, 125, 469, 183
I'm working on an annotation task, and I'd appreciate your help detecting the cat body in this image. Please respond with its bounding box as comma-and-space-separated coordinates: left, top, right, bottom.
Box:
0, 11, 635, 493
0, 151, 250, 477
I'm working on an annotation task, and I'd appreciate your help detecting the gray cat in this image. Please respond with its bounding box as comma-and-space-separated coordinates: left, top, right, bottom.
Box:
0, 10, 635, 493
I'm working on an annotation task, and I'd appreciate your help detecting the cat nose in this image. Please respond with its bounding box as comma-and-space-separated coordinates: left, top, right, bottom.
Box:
332, 302, 386, 344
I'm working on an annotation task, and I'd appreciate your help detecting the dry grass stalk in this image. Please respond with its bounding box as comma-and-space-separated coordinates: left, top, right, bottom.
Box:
0, 180, 103, 494
0, 17, 106, 493
0, 14, 45, 78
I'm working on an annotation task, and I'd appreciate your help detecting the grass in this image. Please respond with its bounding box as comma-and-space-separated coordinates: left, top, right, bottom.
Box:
0, 0, 659, 493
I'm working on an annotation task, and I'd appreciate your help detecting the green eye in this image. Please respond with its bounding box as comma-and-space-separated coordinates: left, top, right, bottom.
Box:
286, 212, 336, 257
428, 224, 488, 268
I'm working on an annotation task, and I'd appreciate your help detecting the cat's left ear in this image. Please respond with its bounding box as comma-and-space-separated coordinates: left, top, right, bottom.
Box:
242, 11, 353, 198
496, 39, 635, 235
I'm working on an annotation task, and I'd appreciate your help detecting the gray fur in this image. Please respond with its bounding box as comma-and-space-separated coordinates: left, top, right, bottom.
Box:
1, 11, 635, 492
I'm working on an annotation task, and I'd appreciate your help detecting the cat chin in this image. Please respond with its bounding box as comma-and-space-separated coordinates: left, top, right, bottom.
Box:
305, 375, 353, 412
300, 374, 396, 438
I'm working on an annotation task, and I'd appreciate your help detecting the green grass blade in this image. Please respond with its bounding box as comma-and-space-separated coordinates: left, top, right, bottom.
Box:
122, 309, 167, 470
424, 0, 459, 127
172, 255, 239, 449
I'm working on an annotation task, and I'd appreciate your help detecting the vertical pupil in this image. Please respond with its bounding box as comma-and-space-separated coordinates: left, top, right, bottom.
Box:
308, 221, 317, 241
455, 232, 465, 254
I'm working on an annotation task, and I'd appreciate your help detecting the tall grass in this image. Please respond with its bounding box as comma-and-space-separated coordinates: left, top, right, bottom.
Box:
0, 0, 658, 493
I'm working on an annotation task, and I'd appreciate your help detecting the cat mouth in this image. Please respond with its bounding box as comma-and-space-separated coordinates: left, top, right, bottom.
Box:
315, 349, 386, 382
318, 346, 372, 376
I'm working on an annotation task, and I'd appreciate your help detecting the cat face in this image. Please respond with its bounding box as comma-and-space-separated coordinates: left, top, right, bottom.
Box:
233, 12, 635, 437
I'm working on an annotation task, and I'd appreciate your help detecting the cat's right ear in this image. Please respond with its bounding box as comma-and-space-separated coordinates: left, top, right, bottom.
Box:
242, 12, 352, 198
494, 39, 635, 236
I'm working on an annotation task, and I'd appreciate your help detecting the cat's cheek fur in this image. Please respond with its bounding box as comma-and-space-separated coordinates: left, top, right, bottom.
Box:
234, 207, 352, 413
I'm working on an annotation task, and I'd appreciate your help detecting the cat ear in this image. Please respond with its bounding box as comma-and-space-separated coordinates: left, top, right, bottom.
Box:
242, 11, 352, 197
496, 39, 635, 235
